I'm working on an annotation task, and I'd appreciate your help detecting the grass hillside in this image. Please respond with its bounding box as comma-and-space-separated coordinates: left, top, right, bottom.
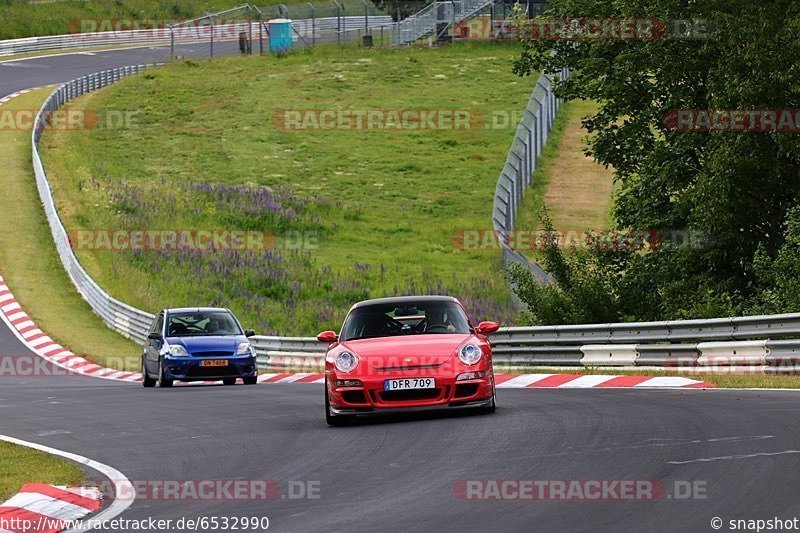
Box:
42, 42, 532, 335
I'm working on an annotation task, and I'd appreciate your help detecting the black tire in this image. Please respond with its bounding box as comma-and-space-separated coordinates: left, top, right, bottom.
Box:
243, 376, 257, 385
223, 378, 237, 386
325, 382, 353, 426
158, 362, 173, 388
142, 360, 156, 388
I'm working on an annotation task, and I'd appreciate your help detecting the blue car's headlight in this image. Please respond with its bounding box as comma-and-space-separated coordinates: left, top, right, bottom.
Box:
236, 342, 255, 356
168, 345, 189, 357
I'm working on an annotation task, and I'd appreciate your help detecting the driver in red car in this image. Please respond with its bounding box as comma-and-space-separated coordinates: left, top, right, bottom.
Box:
425, 306, 456, 333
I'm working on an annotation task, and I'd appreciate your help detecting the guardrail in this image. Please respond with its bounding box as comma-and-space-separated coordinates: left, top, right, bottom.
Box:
27, 36, 800, 374
31, 66, 159, 345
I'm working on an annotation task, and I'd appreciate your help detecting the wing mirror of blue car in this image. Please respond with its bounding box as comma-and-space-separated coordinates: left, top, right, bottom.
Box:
475, 321, 500, 335
147, 332, 163, 344
244, 329, 256, 338
317, 330, 338, 343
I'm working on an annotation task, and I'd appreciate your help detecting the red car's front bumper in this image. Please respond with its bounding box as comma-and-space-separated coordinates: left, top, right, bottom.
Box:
326, 368, 495, 416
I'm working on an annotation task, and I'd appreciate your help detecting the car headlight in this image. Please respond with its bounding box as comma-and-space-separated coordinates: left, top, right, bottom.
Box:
459, 343, 483, 365
334, 351, 358, 373
236, 342, 255, 356
168, 345, 189, 357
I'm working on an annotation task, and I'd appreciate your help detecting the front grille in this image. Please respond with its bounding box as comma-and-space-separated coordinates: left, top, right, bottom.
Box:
379, 389, 441, 402
192, 351, 233, 358
186, 366, 240, 378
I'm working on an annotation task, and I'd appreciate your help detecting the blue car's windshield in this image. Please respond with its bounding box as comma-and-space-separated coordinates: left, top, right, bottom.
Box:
340, 301, 471, 341
167, 311, 242, 337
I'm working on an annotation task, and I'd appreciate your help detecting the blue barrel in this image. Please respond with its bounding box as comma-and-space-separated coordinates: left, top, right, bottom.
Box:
268, 19, 293, 53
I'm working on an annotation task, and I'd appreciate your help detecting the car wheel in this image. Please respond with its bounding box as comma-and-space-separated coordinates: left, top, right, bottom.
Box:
325, 382, 353, 427
158, 362, 173, 388
142, 360, 156, 388
243, 376, 257, 385
223, 378, 237, 386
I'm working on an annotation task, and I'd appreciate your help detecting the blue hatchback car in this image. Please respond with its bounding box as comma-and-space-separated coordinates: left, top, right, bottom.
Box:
142, 307, 258, 387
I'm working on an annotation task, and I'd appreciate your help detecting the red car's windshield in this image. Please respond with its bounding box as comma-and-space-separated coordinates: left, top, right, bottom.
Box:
340, 301, 471, 341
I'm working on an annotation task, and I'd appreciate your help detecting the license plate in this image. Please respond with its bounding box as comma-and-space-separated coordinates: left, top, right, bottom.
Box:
200, 360, 228, 367
384, 377, 435, 391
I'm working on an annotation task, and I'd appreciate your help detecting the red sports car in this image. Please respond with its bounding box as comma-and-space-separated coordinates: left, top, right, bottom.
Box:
317, 295, 500, 425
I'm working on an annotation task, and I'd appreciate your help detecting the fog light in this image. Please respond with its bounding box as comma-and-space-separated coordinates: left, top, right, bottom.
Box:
333, 379, 363, 387
456, 371, 485, 381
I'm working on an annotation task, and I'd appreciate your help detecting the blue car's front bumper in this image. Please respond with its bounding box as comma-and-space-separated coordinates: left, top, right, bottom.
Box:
162, 355, 257, 382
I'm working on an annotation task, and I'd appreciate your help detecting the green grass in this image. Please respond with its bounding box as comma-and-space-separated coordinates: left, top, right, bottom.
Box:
41, 41, 531, 336
0, 441, 84, 501
0, 88, 141, 370
503, 367, 800, 389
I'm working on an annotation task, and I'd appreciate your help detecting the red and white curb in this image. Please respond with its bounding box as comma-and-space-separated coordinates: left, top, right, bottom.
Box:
0, 276, 143, 383
0, 434, 134, 533
257, 372, 715, 388
493, 373, 714, 388
0, 86, 44, 105
0, 484, 101, 533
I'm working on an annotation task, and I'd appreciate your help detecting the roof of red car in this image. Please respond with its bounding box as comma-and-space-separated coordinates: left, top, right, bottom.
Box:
352, 295, 458, 308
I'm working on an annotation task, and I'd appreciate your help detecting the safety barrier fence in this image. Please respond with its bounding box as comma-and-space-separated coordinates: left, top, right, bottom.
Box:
0, 16, 392, 57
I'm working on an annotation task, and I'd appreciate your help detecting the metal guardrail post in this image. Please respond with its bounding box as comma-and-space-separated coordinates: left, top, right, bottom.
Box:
361, 0, 369, 29
259, 12, 264, 54
169, 25, 175, 60
450, 0, 456, 38
332, 0, 343, 45
247, 5, 253, 55
208, 14, 214, 58
308, 3, 316, 46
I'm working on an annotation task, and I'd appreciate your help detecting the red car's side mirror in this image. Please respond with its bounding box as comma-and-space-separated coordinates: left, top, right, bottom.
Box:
317, 330, 338, 343
475, 321, 500, 335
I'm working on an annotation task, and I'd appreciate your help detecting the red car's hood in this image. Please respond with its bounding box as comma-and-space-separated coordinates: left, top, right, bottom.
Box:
341, 334, 471, 369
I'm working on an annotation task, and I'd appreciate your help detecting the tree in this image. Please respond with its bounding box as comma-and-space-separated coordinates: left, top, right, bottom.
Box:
510, 0, 800, 322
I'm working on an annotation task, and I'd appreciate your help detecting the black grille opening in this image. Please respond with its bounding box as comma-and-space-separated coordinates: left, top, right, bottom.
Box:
193, 351, 234, 358
454, 383, 479, 398
341, 390, 367, 404
380, 389, 441, 402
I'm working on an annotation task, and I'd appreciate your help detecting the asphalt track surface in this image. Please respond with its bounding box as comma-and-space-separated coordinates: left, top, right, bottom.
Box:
3, 43, 800, 533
